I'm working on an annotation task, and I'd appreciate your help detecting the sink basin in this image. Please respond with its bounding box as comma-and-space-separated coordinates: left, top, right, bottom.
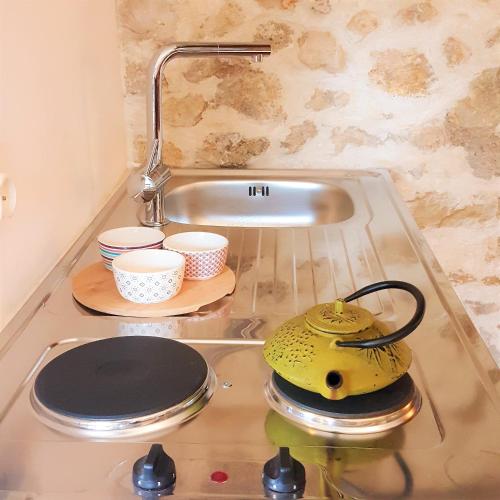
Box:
164, 179, 354, 227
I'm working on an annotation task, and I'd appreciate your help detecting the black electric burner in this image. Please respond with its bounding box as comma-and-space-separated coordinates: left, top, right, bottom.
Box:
265, 372, 421, 434
34, 336, 209, 421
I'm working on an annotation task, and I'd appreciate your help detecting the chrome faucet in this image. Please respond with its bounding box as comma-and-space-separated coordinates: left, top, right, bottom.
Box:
129, 42, 272, 227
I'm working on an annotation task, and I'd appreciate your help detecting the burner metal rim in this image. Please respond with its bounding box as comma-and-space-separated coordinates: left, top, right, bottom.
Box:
30, 368, 217, 439
264, 377, 422, 435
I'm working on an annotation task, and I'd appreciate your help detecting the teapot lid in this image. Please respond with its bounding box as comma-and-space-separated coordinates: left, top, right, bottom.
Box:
305, 299, 374, 335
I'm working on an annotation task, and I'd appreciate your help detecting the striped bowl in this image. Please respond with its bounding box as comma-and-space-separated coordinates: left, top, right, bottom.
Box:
97, 227, 165, 270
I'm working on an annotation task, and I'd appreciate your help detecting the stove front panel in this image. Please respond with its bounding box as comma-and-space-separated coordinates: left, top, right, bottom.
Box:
0, 329, 457, 499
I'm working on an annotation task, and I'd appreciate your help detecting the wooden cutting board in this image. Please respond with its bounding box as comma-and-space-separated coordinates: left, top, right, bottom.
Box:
72, 262, 236, 317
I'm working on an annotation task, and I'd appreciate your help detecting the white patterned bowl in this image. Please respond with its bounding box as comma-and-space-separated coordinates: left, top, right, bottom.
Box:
163, 232, 228, 281
112, 249, 185, 304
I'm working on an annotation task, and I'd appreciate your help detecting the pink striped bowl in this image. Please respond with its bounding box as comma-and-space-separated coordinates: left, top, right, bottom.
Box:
97, 227, 165, 270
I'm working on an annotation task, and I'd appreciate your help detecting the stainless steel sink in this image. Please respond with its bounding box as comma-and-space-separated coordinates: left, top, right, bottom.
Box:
164, 178, 355, 227
41, 169, 368, 325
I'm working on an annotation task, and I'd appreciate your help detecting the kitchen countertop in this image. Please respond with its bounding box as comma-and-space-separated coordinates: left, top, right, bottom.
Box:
1, 168, 498, 498
421, 230, 499, 366
1, 168, 497, 370
391, 171, 500, 368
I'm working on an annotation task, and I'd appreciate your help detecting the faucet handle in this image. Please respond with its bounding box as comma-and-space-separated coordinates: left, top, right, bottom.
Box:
127, 138, 171, 203
127, 168, 149, 203
127, 164, 171, 203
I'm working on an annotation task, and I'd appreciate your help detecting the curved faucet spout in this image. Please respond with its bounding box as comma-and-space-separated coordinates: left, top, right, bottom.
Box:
135, 42, 272, 227
146, 43, 272, 174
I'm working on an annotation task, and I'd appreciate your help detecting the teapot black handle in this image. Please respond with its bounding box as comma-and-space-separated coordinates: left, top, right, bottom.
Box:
336, 280, 425, 349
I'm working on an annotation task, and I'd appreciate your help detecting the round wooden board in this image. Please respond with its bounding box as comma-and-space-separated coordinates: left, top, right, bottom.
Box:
72, 262, 236, 317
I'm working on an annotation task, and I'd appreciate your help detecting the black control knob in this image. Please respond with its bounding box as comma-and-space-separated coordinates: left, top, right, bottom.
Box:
263, 447, 306, 495
133, 444, 176, 492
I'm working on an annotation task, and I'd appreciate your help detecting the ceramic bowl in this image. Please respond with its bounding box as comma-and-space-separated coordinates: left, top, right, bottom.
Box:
112, 249, 185, 304
163, 232, 228, 280
97, 227, 165, 270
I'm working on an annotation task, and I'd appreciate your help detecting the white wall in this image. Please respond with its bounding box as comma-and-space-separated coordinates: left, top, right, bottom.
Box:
0, 0, 128, 329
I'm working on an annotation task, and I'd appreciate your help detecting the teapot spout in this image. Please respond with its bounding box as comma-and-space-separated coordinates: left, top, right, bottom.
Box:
322, 370, 348, 400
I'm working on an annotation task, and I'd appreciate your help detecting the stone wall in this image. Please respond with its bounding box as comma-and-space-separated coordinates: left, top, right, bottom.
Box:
116, 0, 500, 362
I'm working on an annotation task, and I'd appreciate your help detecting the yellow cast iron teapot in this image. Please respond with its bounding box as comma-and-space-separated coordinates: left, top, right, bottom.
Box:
264, 281, 425, 400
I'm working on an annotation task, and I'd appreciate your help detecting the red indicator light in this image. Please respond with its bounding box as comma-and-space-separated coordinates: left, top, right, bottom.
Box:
210, 470, 228, 483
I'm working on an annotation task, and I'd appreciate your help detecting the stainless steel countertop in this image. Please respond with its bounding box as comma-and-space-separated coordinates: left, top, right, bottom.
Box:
0, 168, 498, 499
